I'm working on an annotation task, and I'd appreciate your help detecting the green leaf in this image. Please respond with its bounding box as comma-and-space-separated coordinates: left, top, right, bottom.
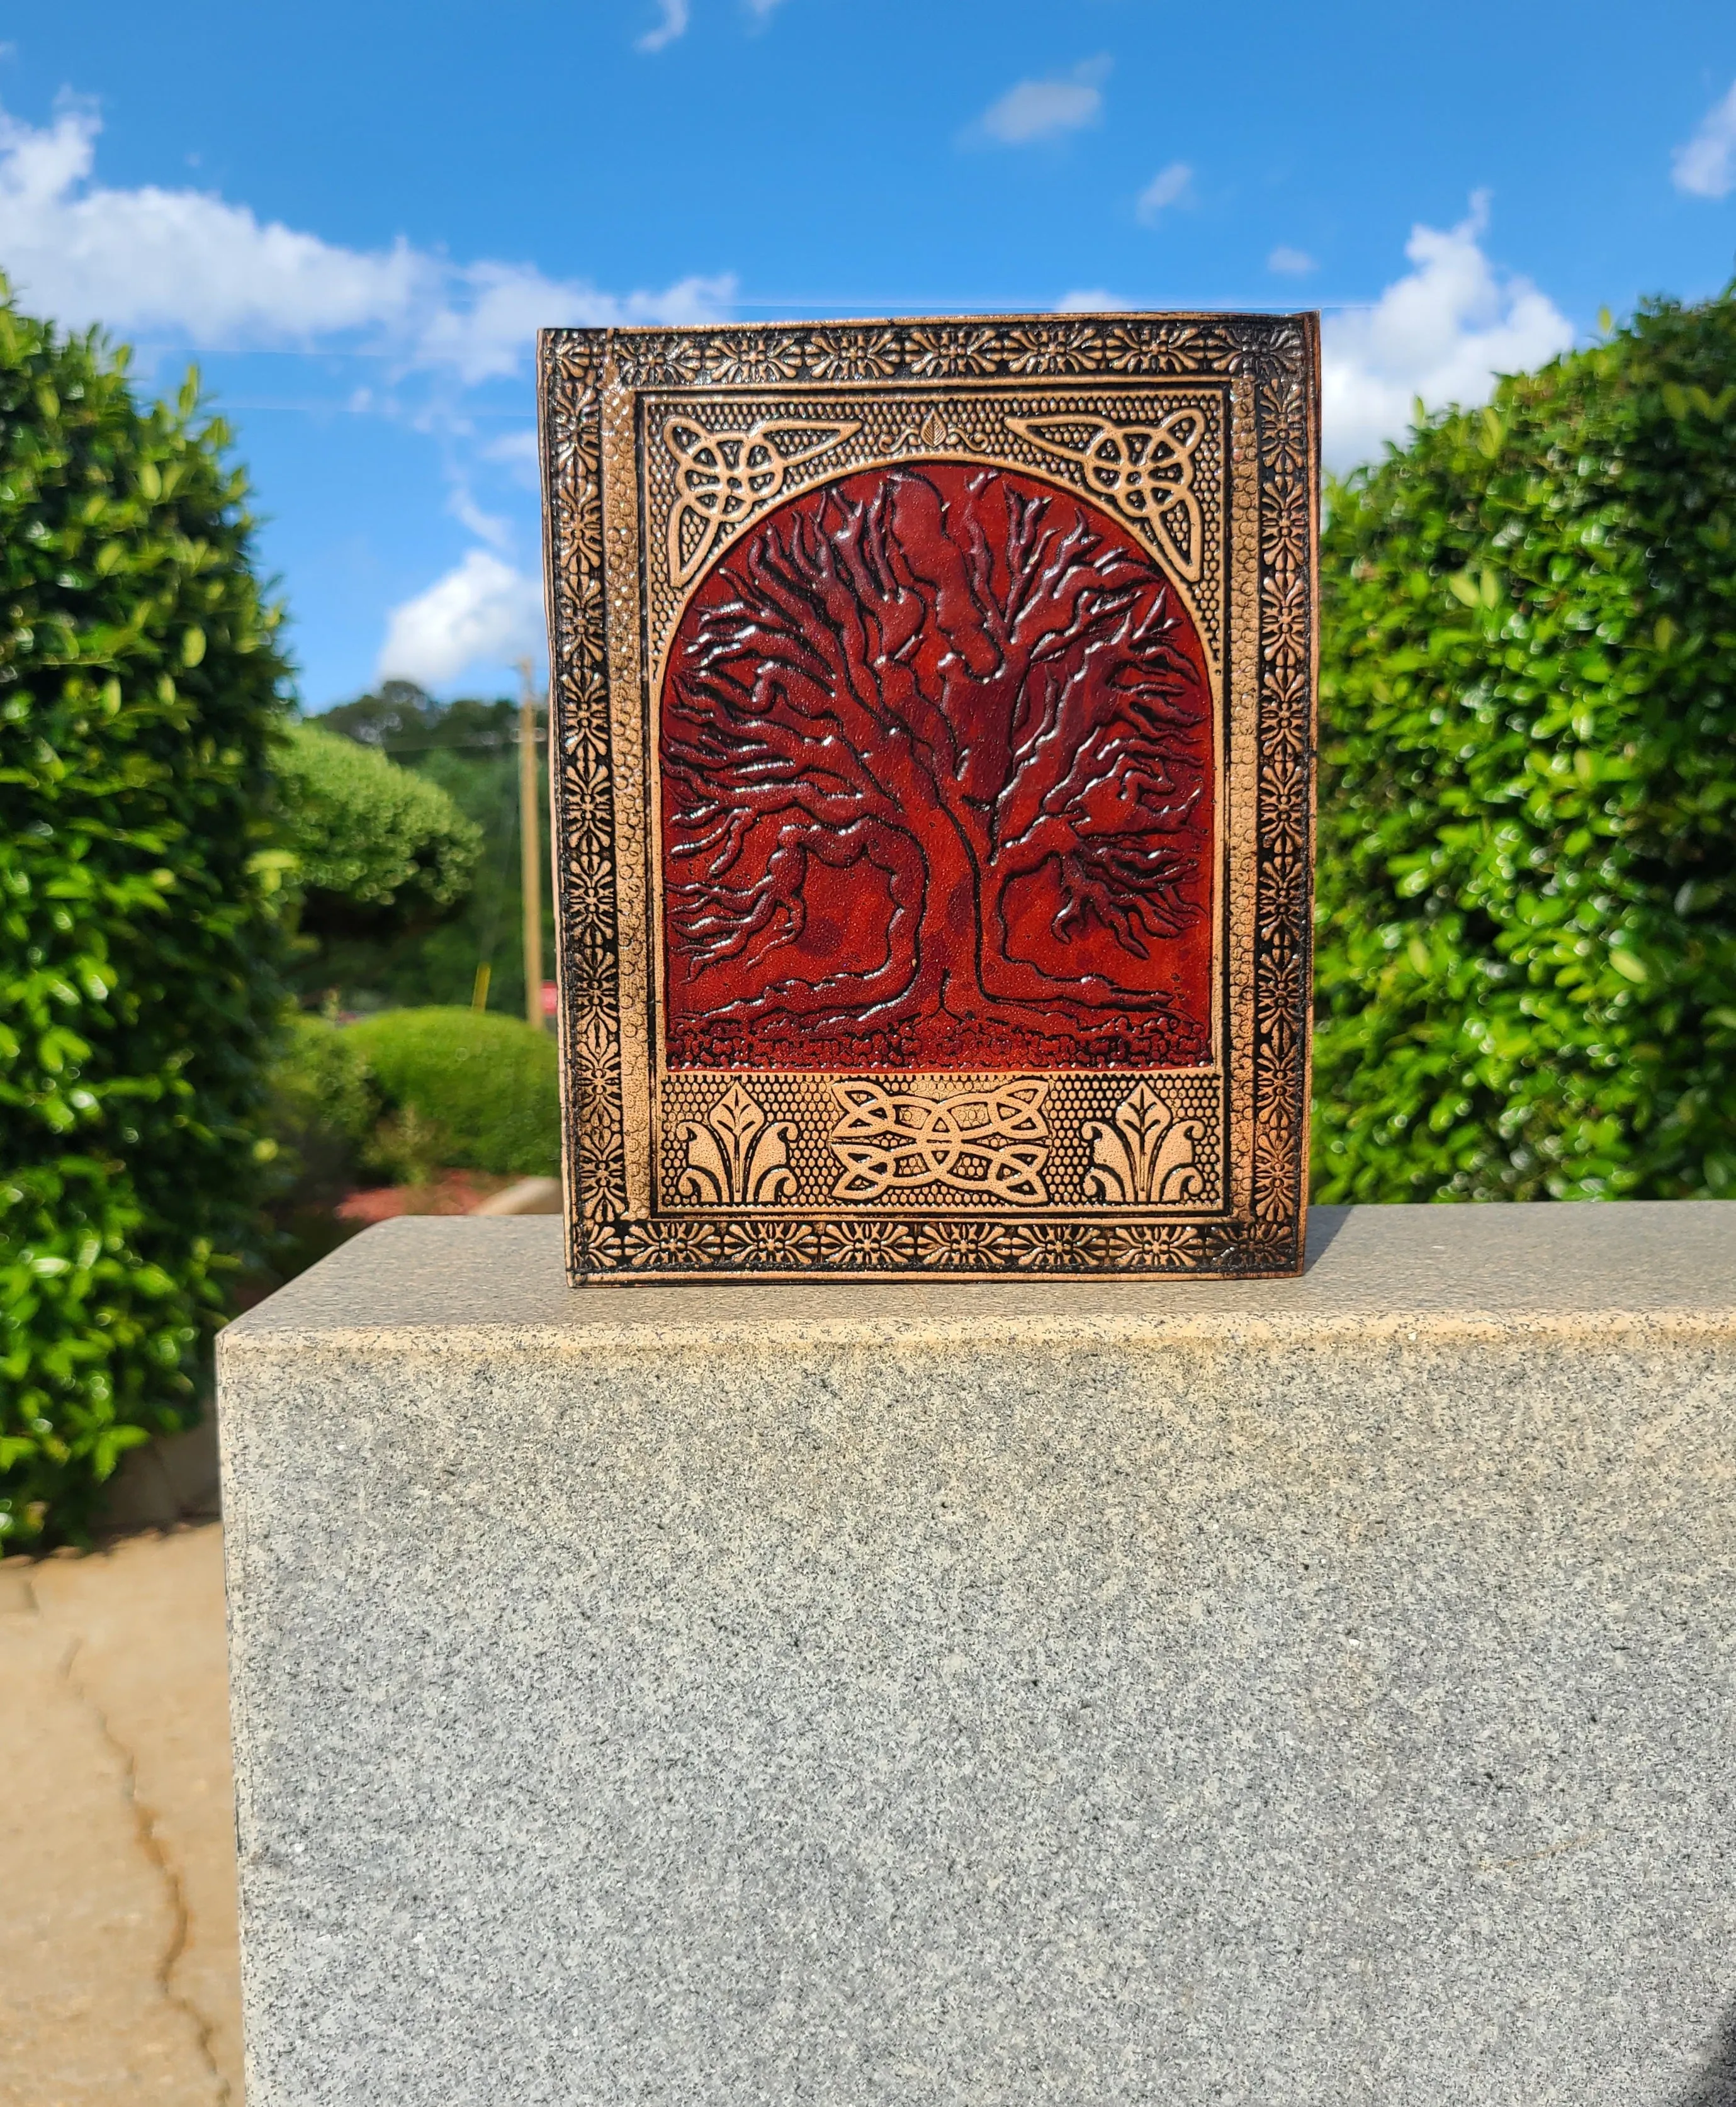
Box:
245, 848, 299, 902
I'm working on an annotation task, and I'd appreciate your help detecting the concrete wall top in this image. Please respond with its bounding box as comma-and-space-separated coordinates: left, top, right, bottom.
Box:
221, 1202, 1736, 1353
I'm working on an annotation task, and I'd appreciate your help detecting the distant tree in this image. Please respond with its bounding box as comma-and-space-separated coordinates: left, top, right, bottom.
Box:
0, 288, 291, 1546
321, 680, 518, 756
316, 677, 434, 748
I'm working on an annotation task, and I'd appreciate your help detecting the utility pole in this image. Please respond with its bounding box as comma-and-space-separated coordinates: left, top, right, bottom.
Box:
517, 658, 544, 1030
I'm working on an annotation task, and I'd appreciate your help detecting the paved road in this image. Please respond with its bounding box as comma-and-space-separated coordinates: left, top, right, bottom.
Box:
0, 1526, 242, 2106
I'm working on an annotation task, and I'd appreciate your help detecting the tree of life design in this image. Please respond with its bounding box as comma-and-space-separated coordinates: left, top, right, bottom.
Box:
660, 461, 1215, 1071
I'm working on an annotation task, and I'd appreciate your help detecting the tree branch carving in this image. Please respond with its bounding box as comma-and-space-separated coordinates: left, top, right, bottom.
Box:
661, 463, 1214, 1070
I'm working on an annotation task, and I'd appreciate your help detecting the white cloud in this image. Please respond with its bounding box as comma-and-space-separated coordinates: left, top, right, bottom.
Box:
638, 0, 787, 48
448, 484, 514, 551
1136, 161, 1192, 223
480, 428, 542, 486
1321, 194, 1573, 471
636, 0, 689, 51
377, 551, 544, 688
1054, 287, 1130, 313
1672, 78, 1736, 198
416, 258, 732, 384
1268, 244, 1316, 276
0, 99, 732, 378
975, 59, 1108, 146
0, 101, 430, 343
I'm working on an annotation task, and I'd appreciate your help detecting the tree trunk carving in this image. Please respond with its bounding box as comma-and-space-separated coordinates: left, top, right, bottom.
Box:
661, 461, 1214, 1070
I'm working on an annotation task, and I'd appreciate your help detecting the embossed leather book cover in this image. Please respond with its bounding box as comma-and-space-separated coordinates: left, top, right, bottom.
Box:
537, 313, 1318, 1283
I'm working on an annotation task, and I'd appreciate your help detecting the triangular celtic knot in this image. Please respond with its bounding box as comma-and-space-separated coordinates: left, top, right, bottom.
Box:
1008, 410, 1205, 583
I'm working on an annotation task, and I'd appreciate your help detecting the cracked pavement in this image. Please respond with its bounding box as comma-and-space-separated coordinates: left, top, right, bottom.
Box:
0, 1525, 242, 2106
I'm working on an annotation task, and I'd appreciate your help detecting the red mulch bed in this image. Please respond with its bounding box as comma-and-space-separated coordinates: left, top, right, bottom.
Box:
335, 1171, 518, 1225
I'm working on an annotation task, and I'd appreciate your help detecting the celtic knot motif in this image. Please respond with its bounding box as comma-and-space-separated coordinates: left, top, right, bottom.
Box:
677, 1082, 796, 1205
826, 1080, 1050, 1206
663, 417, 860, 586
1081, 1082, 1204, 1205
1008, 411, 1205, 582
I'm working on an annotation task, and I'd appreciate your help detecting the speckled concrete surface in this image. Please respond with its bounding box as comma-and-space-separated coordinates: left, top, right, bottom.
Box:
221, 1205, 1736, 2107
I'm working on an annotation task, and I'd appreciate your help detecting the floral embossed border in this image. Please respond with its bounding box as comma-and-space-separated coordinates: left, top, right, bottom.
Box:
538, 313, 1317, 1283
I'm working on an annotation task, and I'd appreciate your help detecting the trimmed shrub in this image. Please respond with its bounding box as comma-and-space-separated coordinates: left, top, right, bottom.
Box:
296, 682, 553, 1018
253, 1011, 379, 1286
0, 297, 291, 1546
262, 1010, 379, 1205
278, 720, 481, 933
1314, 289, 1736, 1202
343, 1007, 559, 1177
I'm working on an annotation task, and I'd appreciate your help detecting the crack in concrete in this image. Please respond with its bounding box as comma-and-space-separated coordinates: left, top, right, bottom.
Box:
59, 1637, 232, 2106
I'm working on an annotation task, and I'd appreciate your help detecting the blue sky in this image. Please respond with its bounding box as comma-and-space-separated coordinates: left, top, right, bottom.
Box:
3, 1, 1734, 709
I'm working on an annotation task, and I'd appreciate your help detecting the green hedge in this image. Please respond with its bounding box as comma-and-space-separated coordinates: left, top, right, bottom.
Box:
344, 1007, 559, 1178
0, 295, 291, 1546
1314, 288, 1736, 1202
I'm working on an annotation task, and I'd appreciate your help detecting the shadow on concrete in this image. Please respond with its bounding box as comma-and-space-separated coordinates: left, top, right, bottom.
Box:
1670, 2002, 1736, 2106
1302, 1203, 1351, 1271
97, 1409, 221, 1534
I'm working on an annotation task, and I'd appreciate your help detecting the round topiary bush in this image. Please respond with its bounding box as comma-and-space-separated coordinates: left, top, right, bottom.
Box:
343, 1006, 559, 1179
0, 293, 292, 1546
278, 720, 481, 933
1314, 288, 1736, 1202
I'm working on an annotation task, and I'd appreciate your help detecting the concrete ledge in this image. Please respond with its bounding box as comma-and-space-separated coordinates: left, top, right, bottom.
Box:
469, 1174, 563, 1216
220, 1204, 1736, 2107
223, 1198, 1736, 1342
